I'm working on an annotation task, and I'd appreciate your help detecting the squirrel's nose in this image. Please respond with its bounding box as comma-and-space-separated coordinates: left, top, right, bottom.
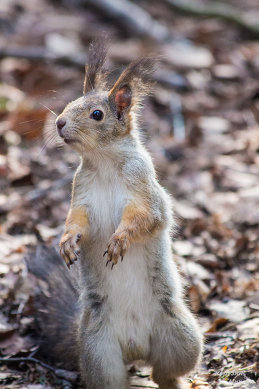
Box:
56, 118, 66, 134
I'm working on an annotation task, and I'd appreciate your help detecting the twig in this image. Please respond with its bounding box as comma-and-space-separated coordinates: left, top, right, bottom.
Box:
0, 356, 78, 383
62, 380, 73, 389
205, 332, 236, 341
163, 0, 259, 38
170, 94, 185, 141
130, 385, 158, 388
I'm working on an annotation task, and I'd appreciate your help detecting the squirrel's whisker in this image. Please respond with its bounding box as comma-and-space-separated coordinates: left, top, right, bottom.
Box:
39, 103, 57, 117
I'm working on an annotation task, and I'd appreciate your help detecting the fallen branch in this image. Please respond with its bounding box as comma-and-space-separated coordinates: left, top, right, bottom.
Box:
0, 46, 86, 68
163, 0, 259, 37
86, 0, 170, 42
0, 46, 187, 90
25, 175, 73, 203
0, 175, 73, 215
0, 356, 78, 383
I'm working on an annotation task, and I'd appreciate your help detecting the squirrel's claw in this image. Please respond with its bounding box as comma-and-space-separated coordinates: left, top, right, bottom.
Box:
104, 233, 129, 269
76, 233, 82, 242
60, 231, 82, 268
104, 250, 115, 269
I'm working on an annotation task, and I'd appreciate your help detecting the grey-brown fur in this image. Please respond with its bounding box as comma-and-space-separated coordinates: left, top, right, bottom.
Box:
29, 42, 203, 389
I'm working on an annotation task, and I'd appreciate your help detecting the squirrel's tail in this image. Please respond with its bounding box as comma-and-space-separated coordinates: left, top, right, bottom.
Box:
26, 245, 80, 370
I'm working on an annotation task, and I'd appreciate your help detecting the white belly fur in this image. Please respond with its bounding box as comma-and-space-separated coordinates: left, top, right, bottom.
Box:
82, 171, 157, 360
106, 244, 156, 360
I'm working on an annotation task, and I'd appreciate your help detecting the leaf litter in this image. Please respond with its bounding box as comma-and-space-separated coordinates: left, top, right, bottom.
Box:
0, 0, 258, 387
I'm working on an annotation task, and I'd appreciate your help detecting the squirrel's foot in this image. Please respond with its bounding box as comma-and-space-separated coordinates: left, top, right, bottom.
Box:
59, 231, 82, 268
103, 231, 129, 269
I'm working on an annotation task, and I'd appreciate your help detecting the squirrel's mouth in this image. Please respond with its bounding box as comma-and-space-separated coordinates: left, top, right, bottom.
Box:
63, 138, 79, 145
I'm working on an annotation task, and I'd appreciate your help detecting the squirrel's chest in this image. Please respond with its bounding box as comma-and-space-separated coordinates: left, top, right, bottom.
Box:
85, 175, 129, 236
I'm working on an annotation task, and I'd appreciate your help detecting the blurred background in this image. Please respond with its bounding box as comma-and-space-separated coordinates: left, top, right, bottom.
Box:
0, 0, 259, 388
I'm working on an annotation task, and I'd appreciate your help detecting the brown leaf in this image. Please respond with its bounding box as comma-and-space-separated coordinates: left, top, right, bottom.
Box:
206, 317, 229, 333
0, 313, 17, 340
0, 332, 34, 357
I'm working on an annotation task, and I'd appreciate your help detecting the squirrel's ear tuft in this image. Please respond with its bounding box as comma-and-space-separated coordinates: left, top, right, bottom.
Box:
108, 57, 157, 118
83, 39, 108, 94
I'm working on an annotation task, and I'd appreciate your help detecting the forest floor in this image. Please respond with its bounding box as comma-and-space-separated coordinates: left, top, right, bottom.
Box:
0, 0, 258, 388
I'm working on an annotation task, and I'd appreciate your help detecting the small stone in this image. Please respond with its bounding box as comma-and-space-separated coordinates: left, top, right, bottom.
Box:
198, 116, 230, 134
209, 299, 249, 323
164, 43, 214, 69
213, 64, 240, 80
174, 240, 193, 256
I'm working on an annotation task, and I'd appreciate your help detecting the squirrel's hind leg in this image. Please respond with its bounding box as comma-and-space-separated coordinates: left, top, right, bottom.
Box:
151, 375, 184, 389
149, 303, 202, 389
79, 314, 128, 389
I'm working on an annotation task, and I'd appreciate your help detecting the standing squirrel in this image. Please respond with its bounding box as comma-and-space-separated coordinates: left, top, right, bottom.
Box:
29, 41, 202, 389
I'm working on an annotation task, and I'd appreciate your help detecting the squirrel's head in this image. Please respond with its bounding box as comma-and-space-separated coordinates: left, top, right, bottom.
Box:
56, 40, 155, 154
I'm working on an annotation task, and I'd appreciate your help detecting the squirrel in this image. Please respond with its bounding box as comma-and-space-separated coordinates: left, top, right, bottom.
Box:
28, 41, 203, 389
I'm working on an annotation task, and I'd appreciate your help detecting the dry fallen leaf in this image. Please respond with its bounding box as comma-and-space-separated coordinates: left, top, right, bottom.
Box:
206, 317, 229, 333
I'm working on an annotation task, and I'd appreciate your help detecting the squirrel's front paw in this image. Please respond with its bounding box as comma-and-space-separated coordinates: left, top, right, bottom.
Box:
59, 231, 82, 268
103, 231, 130, 269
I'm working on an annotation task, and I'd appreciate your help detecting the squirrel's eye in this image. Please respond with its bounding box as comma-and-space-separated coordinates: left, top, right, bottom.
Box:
91, 110, 103, 121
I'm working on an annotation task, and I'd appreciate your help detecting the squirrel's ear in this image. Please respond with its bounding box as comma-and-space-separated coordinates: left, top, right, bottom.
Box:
108, 57, 156, 119
83, 39, 108, 94
112, 85, 132, 119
